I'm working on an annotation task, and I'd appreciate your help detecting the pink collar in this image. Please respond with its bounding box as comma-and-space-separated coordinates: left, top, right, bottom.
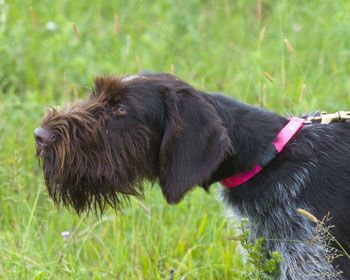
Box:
221, 117, 305, 188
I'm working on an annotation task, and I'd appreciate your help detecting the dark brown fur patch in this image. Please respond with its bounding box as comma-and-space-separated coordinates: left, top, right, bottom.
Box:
36, 73, 232, 214
37, 76, 154, 214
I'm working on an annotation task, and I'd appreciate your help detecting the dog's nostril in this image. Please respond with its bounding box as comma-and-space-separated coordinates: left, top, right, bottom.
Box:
34, 127, 54, 146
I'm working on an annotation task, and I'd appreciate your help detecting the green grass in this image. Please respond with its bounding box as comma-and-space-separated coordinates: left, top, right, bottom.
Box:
1, 0, 350, 279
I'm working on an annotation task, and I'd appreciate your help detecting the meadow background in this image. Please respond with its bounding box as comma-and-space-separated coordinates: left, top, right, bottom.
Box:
1, 0, 350, 279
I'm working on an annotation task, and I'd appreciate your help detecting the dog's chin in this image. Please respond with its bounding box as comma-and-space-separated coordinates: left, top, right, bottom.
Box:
41, 161, 143, 215
44, 178, 133, 215
37, 146, 146, 214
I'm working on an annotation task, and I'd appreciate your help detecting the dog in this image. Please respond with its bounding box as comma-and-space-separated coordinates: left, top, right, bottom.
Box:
35, 73, 350, 279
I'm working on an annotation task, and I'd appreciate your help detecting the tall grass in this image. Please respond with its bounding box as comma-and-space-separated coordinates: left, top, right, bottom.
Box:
1, 0, 350, 278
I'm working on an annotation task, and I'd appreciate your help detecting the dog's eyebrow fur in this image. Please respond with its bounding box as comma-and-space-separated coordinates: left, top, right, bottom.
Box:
92, 76, 127, 102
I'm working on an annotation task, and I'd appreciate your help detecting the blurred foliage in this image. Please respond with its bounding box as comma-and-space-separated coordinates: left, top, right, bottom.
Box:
1, 0, 350, 279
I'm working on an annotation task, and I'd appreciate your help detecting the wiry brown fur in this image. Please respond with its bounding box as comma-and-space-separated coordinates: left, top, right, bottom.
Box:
36, 73, 232, 214
37, 77, 156, 214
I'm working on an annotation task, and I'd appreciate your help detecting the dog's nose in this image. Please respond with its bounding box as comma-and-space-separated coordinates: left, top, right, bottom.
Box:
34, 127, 54, 146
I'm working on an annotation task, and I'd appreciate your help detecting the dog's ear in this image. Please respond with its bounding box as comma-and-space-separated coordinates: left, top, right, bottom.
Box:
159, 87, 232, 204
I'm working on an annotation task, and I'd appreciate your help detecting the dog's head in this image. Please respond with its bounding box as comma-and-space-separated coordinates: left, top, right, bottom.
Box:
35, 73, 232, 214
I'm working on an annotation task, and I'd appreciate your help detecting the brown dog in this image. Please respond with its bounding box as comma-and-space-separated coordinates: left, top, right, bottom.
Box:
35, 73, 350, 279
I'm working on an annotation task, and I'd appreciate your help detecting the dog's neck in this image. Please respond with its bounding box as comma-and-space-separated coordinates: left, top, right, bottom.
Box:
202, 93, 288, 187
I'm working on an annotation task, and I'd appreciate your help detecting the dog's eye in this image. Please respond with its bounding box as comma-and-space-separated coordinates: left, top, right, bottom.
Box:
116, 105, 127, 115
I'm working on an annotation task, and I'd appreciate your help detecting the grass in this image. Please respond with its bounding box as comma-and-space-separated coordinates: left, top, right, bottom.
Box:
1, 0, 350, 279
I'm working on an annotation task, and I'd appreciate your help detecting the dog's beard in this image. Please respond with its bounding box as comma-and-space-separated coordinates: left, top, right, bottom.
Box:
37, 140, 144, 215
